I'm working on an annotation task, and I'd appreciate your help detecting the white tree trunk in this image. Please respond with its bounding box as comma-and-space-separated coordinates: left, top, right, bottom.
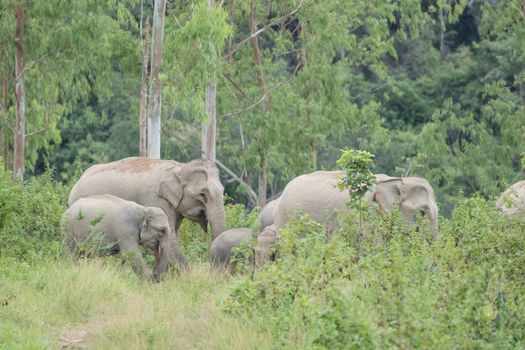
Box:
202, 80, 217, 161
147, 0, 166, 159
13, 2, 25, 181
202, 0, 217, 162
139, 18, 150, 157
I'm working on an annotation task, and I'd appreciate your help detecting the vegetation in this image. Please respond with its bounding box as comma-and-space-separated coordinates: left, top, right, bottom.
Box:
1, 164, 524, 349
0, 0, 524, 349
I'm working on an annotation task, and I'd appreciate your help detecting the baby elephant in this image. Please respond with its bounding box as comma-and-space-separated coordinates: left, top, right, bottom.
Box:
209, 228, 252, 268
254, 225, 279, 267
62, 194, 170, 281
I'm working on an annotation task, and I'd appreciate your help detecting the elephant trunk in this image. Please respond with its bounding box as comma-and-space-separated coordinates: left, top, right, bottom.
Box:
153, 235, 171, 281
207, 199, 227, 241
429, 211, 439, 238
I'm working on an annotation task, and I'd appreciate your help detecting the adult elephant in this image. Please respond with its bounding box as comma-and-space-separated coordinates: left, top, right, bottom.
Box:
68, 157, 227, 267
273, 171, 439, 237
496, 180, 525, 216
256, 198, 279, 231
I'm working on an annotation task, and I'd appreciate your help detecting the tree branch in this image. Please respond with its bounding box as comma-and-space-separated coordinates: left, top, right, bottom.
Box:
215, 159, 258, 205
218, 61, 301, 119
223, 73, 251, 100
222, 0, 305, 60
0, 106, 14, 132
16, 48, 65, 81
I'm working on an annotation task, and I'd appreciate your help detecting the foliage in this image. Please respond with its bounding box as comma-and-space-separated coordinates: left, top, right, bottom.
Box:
224, 198, 525, 349
336, 149, 375, 207
0, 164, 66, 261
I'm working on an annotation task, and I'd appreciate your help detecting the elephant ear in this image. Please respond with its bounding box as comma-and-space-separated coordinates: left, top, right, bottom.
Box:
139, 207, 152, 241
373, 177, 403, 214
157, 169, 183, 209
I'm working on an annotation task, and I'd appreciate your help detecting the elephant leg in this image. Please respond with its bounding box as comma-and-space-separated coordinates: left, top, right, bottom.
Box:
118, 240, 153, 281
166, 213, 188, 269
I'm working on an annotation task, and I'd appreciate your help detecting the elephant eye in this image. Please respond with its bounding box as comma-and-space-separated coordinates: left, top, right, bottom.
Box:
199, 192, 207, 201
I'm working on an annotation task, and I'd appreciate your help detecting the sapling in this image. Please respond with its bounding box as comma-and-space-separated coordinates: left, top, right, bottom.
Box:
336, 149, 375, 232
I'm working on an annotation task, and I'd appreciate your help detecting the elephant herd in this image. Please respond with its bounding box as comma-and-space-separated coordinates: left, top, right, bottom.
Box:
62, 156, 525, 281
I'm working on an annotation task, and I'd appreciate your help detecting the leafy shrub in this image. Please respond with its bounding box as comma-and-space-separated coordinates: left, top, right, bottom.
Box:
223, 198, 525, 349
0, 166, 67, 261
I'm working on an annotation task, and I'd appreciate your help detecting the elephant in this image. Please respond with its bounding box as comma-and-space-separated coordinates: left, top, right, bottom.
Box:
62, 195, 170, 281
68, 157, 227, 268
496, 180, 525, 216
254, 224, 279, 267
209, 228, 252, 268
256, 198, 279, 231
273, 171, 439, 237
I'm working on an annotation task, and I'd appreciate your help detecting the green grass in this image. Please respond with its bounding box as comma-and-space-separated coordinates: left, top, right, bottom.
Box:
0, 258, 271, 349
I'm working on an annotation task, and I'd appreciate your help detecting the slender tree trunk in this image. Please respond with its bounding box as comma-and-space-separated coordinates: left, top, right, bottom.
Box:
147, 0, 166, 159
139, 18, 150, 157
250, 1, 271, 207
439, 4, 447, 57
202, 0, 217, 162
13, 2, 25, 181
202, 80, 217, 161
1, 75, 8, 171
258, 154, 267, 207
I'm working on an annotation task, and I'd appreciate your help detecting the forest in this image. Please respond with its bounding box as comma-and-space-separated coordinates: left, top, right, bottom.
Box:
1, 0, 525, 349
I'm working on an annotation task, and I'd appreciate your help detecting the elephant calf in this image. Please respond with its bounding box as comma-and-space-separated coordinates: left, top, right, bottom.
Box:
209, 228, 252, 268
254, 225, 279, 267
62, 194, 171, 281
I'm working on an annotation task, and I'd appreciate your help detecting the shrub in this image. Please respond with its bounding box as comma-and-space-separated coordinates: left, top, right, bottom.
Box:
0, 166, 67, 261
223, 198, 525, 349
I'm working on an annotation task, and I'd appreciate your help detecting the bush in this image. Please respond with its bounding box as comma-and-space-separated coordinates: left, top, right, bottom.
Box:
0, 167, 67, 261
223, 198, 525, 349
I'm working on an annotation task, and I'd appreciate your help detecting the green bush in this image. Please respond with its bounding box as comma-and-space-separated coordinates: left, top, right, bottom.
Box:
0, 167, 67, 261
223, 198, 525, 349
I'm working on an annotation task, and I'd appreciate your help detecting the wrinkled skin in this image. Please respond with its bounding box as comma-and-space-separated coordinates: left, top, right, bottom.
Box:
68, 157, 227, 268
254, 224, 279, 267
62, 195, 170, 281
496, 180, 525, 216
274, 171, 439, 237
209, 228, 252, 268
256, 198, 279, 232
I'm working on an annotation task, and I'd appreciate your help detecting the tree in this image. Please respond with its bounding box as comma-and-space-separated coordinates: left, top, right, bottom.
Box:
0, 0, 127, 180
147, 0, 167, 159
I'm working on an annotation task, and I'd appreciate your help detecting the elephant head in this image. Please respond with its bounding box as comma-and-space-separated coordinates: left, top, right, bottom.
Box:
140, 207, 170, 281
157, 160, 227, 240
254, 225, 279, 267
372, 175, 439, 236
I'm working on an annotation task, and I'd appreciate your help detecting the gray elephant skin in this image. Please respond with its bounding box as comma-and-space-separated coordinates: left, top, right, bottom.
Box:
273, 171, 439, 236
256, 198, 279, 231
209, 228, 252, 268
68, 157, 228, 267
254, 224, 279, 267
497, 180, 525, 216
62, 195, 170, 281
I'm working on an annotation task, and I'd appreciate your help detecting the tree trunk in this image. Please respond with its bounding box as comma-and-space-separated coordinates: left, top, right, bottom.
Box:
202, 0, 217, 162
258, 153, 267, 208
139, 18, 150, 157
439, 4, 447, 57
13, 2, 25, 181
147, 0, 166, 159
202, 80, 217, 161
250, 1, 271, 207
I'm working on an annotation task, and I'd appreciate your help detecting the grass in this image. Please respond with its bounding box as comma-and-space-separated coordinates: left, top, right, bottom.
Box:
0, 258, 270, 349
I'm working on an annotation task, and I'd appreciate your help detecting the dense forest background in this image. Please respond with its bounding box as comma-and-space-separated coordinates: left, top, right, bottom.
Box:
1, 0, 524, 215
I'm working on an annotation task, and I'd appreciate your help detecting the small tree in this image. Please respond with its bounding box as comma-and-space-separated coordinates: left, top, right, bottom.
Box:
336, 149, 375, 231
